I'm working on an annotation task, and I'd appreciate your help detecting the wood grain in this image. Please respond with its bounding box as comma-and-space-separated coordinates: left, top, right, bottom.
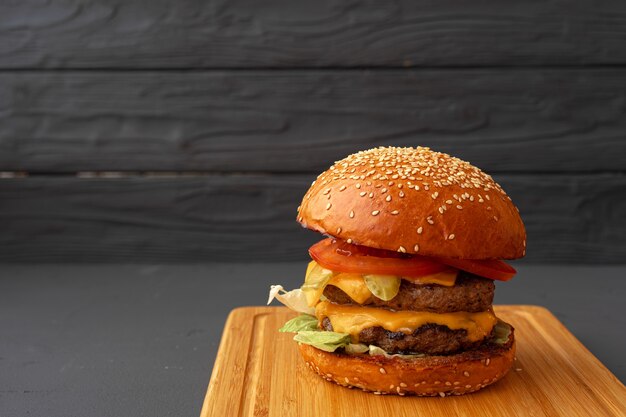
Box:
2, 1, 626, 68
0, 173, 623, 263
200, 306, 626, 417
1, 70, 626, 173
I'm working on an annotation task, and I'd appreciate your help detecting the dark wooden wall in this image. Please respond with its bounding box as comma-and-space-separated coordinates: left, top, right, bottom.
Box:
1, 1, 625, 263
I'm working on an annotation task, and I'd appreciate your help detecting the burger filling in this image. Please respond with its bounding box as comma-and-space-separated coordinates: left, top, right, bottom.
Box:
269, 238, 516, 357
323, 272, 494, 313
323, 319, 489, 355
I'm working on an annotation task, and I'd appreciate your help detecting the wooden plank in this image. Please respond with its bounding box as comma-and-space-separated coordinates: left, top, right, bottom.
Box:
1, 70, 626, 173
200, 306, 626, 417
0, 173, 623, 263
2, 1, 626, 68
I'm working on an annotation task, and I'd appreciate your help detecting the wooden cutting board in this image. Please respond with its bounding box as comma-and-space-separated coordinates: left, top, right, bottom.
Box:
200, 306, 626, 417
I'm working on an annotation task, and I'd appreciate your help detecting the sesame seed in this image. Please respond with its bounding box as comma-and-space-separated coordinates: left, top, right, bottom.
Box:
371, 210, 380, 216
379, 368, 386, 374
323, 189, 331, 195
391, 210, 399, 215
350, 210, 355, 218
463, 371, 470, 377
385, 195, 392, 202
414, 244, 420, 252
398, 246, 406, 253
359, 191, 367, 197
399, 191, 405, 198
389, 385, 395, 390
381, 188, 387, 193
368, 193, 374, 198
465, 385, 472, 389
438, 207, 444, 214
347, 239, 353, 244
427, 218, 434, 225
417, 227, 423, 234
396, 386, 402, 394
448, 234, 455, 240
431, 192, 438, 199
494, 216, 498, 221
337, 227, 342, 234
456, 205, 463, 210
339, 185, 346, 191
446, 200, 453, 205
356, 183, 361, 189
326, 203, 332, 210
454, 381, 460, 385
439, 392, 445, 397
400, 383, 407, 388
485, 358, 491, 366
485, 194, 490, 200
445, 382, 451, 386
434, 381, 440, 385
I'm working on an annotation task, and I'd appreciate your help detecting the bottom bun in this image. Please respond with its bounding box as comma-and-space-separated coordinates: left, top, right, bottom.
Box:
298, 325, 515, 396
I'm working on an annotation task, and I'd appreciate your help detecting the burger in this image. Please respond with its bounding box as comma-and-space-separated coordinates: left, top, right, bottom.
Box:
268, 146, 526, 396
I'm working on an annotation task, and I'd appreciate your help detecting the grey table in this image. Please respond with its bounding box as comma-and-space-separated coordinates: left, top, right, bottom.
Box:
1, 263, 624, 417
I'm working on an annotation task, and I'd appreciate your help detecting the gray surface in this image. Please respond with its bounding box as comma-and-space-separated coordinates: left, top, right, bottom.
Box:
1, 174, 625, 263
0, 263, 624, 417
2, 1, 626, 68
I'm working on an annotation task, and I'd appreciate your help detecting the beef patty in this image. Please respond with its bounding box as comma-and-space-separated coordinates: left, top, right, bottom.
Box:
323, 272, 494, 313
322, 318, 492, 355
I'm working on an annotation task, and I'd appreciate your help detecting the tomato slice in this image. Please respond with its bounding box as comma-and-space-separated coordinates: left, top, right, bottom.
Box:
308, 238, 517, 281
309, 238, 448, 277
433, 257, 516, 281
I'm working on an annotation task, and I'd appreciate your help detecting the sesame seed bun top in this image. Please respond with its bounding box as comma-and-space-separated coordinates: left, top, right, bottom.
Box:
296, 146, 526, 260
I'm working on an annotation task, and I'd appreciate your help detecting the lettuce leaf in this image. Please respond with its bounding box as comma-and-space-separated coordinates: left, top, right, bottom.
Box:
368, 345, 426, 359
293, 331, 351, 352
279, 314, 318, 332
267, 285, 315, 315
277, 313, 351, 352
344, 343, 369, 354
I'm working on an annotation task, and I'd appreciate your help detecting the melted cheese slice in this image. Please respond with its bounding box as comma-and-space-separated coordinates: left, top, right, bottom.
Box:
327, 273, 372, 304
315, 301, 497, 343
404, 269, 458, 286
